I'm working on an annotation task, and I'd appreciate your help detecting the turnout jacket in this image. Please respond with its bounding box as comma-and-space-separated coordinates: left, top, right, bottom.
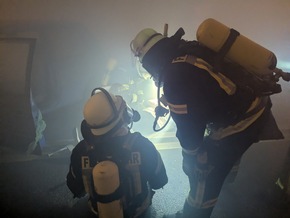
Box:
163, 57, 258, 150
67, 131, 168, 216
142, 38, 283, 152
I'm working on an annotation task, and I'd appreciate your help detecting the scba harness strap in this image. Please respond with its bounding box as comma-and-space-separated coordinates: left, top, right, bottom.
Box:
172, 55, 237, 95
171, 55, 268, 140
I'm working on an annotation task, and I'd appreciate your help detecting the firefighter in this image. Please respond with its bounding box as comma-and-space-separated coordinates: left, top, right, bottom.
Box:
66, 87, 168, 218
130, 27, 284, 218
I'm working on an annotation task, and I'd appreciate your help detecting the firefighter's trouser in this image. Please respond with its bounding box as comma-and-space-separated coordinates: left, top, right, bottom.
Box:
182, 104, 276, 218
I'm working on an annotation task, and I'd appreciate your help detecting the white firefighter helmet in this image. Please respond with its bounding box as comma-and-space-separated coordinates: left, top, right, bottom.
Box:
83, 88, 126, 136
130, 28, 164, 62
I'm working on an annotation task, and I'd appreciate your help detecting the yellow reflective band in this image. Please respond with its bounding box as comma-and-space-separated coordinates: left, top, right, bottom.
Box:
201, 198, 218, 208
167, 102, 188, 114
172, 55, 237, 95
182, 147, 199, 156
210, 96, 266, 139
192, 57, 236, 95
82, 168, 93, 196
81, 156, 94, 196
210, 107, 264, 140
187, 179, 206, 208
186, 164, 216, 208
275, 178, 285, 190
246, 97, 261, 113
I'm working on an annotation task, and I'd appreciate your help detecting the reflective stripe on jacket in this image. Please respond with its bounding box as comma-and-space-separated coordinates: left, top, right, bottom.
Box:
170, 55, 267, 140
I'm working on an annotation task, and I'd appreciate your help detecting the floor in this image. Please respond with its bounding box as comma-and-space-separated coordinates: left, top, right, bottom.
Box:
0, 130, 290, 218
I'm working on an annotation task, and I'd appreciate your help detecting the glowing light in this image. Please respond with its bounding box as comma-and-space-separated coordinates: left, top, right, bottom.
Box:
277, 60, 290, 71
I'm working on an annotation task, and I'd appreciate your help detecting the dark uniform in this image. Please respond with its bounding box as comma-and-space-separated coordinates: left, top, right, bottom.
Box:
139, 37, 284, 217
67, 131, 168, 217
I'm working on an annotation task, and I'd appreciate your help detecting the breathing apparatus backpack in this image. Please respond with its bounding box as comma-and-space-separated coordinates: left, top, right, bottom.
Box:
81, 143, 128, 218
153, 18, 290, 131
174, 18, 290, 97
92, 159, 124, 218
82, 132, 146, 218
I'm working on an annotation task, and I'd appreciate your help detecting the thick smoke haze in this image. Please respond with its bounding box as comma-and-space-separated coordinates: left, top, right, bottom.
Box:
0, 0, 289, 143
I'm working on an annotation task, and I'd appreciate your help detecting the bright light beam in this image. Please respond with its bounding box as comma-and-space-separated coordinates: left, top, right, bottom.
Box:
277, 60, 290, 71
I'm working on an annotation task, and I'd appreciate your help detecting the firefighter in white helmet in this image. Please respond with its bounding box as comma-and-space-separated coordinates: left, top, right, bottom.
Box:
66, 87, 168, 218
130, 23, 284, 218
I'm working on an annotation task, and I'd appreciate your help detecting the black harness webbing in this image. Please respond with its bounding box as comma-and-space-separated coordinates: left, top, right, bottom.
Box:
214, 28, 240, 73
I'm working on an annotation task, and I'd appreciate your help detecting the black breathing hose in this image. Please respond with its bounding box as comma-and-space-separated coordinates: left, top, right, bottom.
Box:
153, 74, 171, 132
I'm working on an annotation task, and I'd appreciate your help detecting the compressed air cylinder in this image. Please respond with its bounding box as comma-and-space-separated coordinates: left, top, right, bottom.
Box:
93, 161, 123, 218
196, 18, 277, 76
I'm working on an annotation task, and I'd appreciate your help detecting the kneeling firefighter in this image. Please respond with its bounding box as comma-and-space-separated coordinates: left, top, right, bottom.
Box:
130, 18, 287, 217
66, 87, 168, 218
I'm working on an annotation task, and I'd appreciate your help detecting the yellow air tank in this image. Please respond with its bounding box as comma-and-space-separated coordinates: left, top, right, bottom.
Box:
93, 160, 123, 218
196, 18, 277, 76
